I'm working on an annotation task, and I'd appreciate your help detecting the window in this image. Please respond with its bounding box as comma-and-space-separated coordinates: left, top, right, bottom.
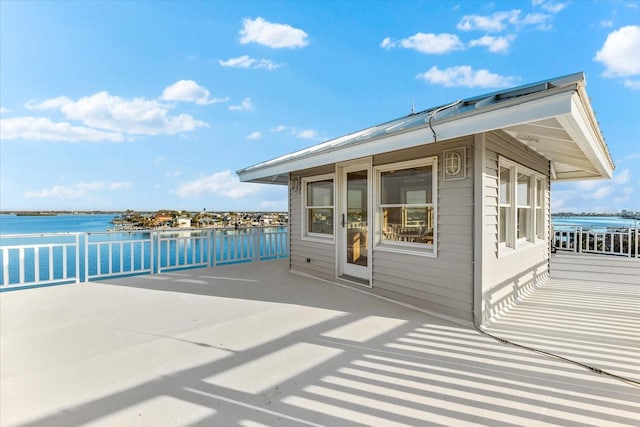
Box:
498, 158, 546, 250
517, 173, 531, 241
535, 178, 545, 240
302, 174, 334, 238
376, 157, 437, 255
499, 165, 512, 245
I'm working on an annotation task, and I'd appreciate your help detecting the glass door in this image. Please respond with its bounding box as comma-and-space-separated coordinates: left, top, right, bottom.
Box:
341, 167, 369, 281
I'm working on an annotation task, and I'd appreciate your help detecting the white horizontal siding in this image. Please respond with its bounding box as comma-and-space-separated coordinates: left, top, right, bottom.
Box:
481, 131, 551, 323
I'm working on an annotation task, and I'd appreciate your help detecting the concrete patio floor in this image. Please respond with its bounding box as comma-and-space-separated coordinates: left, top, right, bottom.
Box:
1, 257, 639, 426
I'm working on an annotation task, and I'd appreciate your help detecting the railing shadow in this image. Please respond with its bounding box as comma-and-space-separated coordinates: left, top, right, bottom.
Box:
3, 261, 639, 426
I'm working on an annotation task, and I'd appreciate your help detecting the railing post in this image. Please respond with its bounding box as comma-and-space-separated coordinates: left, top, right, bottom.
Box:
75, 233, 81, 283
576, 227, 581, 253
628, 229, 632, 258
211, 229, 217, 267
2, 248, 8, 286
18, 248, 25, 285
252, 228, 259, 263
150, 231, 156, 274
85, 233, 89, 283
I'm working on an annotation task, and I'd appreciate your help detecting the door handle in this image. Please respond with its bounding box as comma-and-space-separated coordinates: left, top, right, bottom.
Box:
341, 213, 346, 228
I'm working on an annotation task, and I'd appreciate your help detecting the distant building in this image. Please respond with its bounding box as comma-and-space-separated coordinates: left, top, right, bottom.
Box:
175, 216, 192, 228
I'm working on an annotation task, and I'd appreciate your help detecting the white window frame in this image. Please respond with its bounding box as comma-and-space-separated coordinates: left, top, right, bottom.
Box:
498, 157, 546, 253
301, 174, 335, 242
516, 171, 532, 243
498, 163, 515, 248
535, 177, 546, 241
374, 157, 438, 257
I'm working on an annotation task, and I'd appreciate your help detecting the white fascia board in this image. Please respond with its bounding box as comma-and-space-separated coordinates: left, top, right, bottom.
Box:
238, 91, 575, 183
432, 90, 573, 143
555, 93, 614, 180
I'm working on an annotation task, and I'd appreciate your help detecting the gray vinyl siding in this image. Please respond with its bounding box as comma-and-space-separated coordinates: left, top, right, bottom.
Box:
285, 131, 551, 324
289, 165, 337, 281
481, 131, 551, 323
371, 137, 474, 322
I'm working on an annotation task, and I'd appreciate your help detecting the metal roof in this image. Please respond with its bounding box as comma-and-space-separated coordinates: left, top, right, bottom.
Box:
237, 72, 614, 184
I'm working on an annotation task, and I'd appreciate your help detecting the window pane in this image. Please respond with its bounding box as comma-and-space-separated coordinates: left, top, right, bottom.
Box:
308, 208, 333, 234
499, 167, 510, 204
307, 180, 333, 207
536, 208, 544, 239
517, 173, 530, 206
381, 166, 432, 205
499, 206, 508, 243
381, 207, 433, 244
536, 178, 543, 208
517, 207, 529, 239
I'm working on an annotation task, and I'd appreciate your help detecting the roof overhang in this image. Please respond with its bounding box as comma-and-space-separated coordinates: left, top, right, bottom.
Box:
237, 73, 614, 184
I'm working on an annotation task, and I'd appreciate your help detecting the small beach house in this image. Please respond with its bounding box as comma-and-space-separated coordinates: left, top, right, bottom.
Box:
237, 72, 614, 325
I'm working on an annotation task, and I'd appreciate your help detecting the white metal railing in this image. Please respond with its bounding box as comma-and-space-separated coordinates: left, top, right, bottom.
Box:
553, 226, 639, 258
1, 233, 81, 287
157, 230, 210, 273
86, 232, 154, 281
1, 227, 288, 290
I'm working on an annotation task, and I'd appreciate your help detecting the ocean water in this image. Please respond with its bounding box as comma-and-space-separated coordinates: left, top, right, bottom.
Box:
551, 216, 638, 231
0, 214, 116, 235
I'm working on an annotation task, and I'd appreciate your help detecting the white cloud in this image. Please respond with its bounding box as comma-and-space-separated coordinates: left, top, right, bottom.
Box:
0, 107, 10, 114
218, 55, 281, 70
247, 131, 262, 140
381, 33, 464, 54
25, 96, 71, 111
271, 125, 287, 132
176, 170, 261, 198
457, 11, 520, 32
26, 91, 208, 135
229, 98, 255, 111
600, 19, 614, 28
457, 9, 556, 32
532, 0, 567, 14
161, 80, 228, 105
296, 129, 318, 139
25, 181, 131, 199
595, 26, 640, 78
239, 17, 309, 49
469, 35, 516, 53
624, 79, 640, 90
613, 168, 631, 185
0, 116, 125, 142
555, 168, 637, 211
591, 185, 615, 199
613, 187, 634, 205
518, 13, 553, 30
416, 66, 518, 88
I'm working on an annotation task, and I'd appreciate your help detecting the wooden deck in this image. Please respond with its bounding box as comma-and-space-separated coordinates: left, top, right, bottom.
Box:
1, 256, 639, 426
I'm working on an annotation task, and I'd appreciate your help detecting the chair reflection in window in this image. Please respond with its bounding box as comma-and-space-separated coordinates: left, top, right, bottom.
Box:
384, 224, 433, 244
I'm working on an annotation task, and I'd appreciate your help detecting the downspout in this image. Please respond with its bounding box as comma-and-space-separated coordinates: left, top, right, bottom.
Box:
472, 133, 486, 326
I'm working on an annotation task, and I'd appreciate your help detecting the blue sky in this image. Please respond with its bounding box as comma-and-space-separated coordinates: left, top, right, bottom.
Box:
1, 0, 638, 213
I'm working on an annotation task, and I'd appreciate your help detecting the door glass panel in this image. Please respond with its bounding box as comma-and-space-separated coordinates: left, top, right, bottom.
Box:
346, 170, 368, 267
